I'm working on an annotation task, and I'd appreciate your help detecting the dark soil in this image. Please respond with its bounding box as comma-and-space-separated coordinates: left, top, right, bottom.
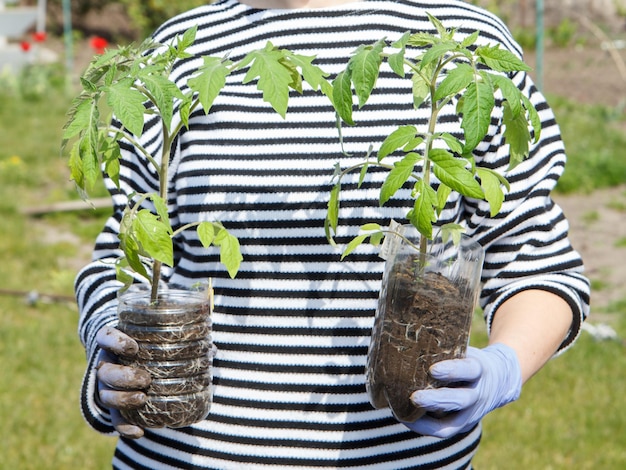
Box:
367, 263, 473, 422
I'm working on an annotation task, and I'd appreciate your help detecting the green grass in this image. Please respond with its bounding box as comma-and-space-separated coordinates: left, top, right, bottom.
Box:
1, 68, 625, 468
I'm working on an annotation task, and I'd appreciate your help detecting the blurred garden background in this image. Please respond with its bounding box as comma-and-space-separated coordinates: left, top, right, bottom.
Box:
0, 0, 625, 468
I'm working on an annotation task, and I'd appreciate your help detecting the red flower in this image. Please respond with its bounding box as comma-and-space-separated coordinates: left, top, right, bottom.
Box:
90, 36, 109, 54
32, 31, 47, 43
20, 41, 31, 52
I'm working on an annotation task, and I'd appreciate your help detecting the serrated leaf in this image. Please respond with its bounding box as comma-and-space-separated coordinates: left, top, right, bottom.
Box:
378, 125, 417, 160
489, 73, 522, 117
188, 56, 232, 114
430, 149, 484, 198
476, 44, 531, 72
380, 152, 420, 205
349, 40, 384, 108
241, 44, 294, 118
285, 52, 330, 91
332, 70, 354, 125
433, 62, 474, 101
106, 81, 146, 136
133, 209, 174, 266
178, 26, 197, 52
63, 99, 95, 140
461, 30, 480, 48
461, 80, 495, 152
140, 73, 183, 130
427, 12, 448, 38
477, 167, 507, 216
408, 32, 439, 47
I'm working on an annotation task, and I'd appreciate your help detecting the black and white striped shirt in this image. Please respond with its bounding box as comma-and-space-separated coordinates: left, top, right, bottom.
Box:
75, 1, 590, 468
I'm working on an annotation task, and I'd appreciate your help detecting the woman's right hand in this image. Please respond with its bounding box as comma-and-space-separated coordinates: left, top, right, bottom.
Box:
95, 326, 151, 439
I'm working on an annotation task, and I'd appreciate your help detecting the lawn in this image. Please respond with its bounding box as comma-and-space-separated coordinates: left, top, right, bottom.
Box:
0, 62, 624, 469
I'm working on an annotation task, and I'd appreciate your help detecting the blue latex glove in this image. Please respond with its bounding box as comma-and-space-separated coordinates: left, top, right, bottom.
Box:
404, 343, 522, 438
95, 326, 151, 439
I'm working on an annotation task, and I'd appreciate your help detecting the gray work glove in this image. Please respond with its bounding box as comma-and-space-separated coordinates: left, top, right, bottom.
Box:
95, 325, 151, 439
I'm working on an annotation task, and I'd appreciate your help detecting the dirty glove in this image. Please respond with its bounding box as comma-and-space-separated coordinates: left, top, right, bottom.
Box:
95, 325, 151, 439
404, 343, 522, 438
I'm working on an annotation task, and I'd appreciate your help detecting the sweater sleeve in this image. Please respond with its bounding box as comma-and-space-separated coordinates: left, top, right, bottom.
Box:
466, 70, 590, 354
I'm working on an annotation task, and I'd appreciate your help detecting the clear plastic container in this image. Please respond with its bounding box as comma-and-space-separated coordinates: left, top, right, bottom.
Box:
117, 284, 213, 428
366, 226, 484, 422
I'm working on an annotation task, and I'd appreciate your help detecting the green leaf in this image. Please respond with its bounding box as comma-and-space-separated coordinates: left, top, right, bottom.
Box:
522, 94, 542, 143
63, 98, 94, 140
438, 132, 464, 155
332, 70, 354, 125
188, 56, 232, 114
326, 183, 340, 236
241, 43, 295, 118
430, 149, 484, 198
502, 101, 531, 169
214, 228, 243, 278
477, 167, 507, 216
118, 212, 150, 281
106, 81, 147, 136
197, 221, 215, 247
420, 41, 457, 70
461, 79, 495, 152
178, 26, 197, 53
285, 52, 330, 92
409, 182, 437, 239
426, 12, 448, 39
476, 44, 531, 72
389, 32, 410, 77
489, 73, 523, 117
341, 234, 368, 260
434, 63, 474, 101
460, 30, 480, 48
101, 138, 121, 188
78, 131, 99, 191
150, 194, 171, 233
349, 40, 385, 108
380, 152, 420, 205
140, 73, 183, 130
133, 209, 174, 266
436, 183, 452, 214
408, 32, 439, 47
441, 223, 465, 245
378, 125, 417, 160
411, 72, 430, 108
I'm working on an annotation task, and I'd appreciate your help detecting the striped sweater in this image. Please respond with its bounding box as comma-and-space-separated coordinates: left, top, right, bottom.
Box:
75, 1, 590, 468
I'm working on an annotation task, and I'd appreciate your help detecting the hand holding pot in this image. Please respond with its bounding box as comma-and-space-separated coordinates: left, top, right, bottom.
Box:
405, 343, 522, 438
96, 325, 151, 439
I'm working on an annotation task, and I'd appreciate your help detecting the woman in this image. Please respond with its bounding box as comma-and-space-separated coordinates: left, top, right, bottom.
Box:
76, 0, 590, 468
